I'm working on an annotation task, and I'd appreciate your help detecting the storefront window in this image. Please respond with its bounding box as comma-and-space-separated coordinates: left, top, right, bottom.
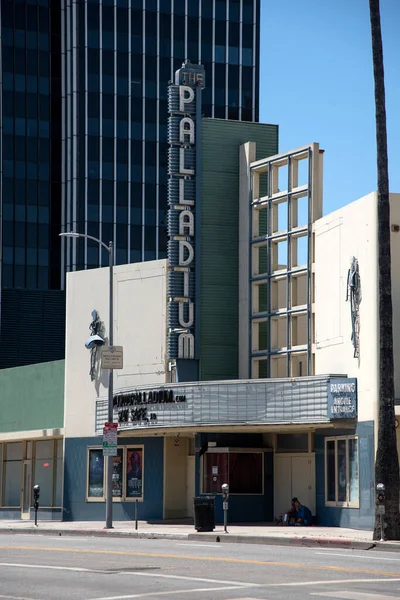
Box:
326, 440, 335, 502
0, 444, 3, 505
203, 451, 263, 495
87, 446, 144, 501
88, 449, 105, 498
325, 436, 359, 507
54, 439, 64, 506
348, 437, 360, 503
125, 448, 143, 499
4, 443, 23, 506
337, 440, 347, 502
34, 440, 54, 506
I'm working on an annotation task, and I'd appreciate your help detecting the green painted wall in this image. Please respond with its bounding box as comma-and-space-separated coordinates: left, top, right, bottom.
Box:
200, 119, 279, 381
0, 360, 65, 433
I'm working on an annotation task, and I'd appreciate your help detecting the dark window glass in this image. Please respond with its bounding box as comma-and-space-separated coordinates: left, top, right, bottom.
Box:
27, 75, 38, 93
88, 74, 99, 92
230, 2, 240, 21
215, 45, 225, 63
131, 10, 142, 36
242, 47, 253, 67
242, 23, 253, 47
117, 33, 128, 53
3, 72, 13, 91
87, 5, 100, 29
102, 6, 114, 31
102, 50, 114, 76
87, 29, 99, 48
88, 48, 99, 72
102, 31, 114, 50
243, 2, 254, 24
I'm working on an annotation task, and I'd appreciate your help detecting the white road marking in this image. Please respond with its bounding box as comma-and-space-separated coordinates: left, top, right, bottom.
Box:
0, 562, 258, 588
86, 586, 251, 600
266, 578, 400, 587
310, 592, 399, 599
0, 595, 37, 600
176, 543, 221, 548
315, 552, 400, 562
0, 562, 93, 573
119, 571, 260, 587
42, 537, 89, 541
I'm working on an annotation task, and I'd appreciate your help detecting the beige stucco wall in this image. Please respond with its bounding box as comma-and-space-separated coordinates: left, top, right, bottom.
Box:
314, 192, 400, 428
314, 192, 379, 424
64, 260, 168, 439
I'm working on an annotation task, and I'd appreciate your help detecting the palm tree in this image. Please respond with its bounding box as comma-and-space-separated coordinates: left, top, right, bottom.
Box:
369, 0, 400, 540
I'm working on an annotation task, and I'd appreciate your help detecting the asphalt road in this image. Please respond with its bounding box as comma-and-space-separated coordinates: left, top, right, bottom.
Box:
0, 533, 399, 600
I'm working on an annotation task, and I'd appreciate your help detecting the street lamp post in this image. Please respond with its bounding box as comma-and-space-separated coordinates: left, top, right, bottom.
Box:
60, 232, 114, 529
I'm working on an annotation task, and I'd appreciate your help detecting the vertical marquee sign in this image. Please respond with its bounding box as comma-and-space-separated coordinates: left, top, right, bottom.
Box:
167, 62, 205, 362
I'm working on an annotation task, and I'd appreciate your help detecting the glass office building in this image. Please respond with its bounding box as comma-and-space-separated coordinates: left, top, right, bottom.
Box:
0, 0, 260, 291
0, 0, 62, 291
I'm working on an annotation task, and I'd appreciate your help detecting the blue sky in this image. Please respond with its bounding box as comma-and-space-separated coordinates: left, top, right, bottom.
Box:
259, 0, 400, 215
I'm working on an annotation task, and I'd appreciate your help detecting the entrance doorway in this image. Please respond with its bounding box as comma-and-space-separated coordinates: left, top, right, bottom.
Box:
274, 453, 315, 519
21, 460, 32, 520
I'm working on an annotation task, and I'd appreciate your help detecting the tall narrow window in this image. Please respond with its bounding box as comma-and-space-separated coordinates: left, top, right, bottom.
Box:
3, 443, 23, 507
325, 436, 359, 507
87, 449, 105, 499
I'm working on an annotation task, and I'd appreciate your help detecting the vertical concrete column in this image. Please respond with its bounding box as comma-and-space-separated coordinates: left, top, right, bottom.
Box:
239, 142, 257, 379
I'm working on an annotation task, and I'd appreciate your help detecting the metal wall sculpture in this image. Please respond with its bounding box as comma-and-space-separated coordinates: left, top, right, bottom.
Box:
346, 257, 361, 358
88, 310, 104, 380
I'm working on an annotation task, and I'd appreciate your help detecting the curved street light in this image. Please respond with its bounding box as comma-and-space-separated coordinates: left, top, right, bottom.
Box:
60, 232, 114, 529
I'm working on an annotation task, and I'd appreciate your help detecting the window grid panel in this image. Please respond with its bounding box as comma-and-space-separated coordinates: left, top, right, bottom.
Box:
142, 2, 146, 261
113, 0, 118, 254
99, 0, 104, 267
127, 0, 132, 256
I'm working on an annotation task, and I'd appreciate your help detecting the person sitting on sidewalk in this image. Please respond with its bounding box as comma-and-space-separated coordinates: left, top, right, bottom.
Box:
290, 499, 312, 526
275, 497, 298, 525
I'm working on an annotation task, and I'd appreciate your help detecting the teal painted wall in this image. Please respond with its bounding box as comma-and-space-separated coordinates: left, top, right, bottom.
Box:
0, 360, 65, 433
200, 119, 279, 381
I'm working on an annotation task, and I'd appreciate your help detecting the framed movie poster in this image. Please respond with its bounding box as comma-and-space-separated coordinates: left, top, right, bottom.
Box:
112, 448, 123, 498
125, 447, 143, 498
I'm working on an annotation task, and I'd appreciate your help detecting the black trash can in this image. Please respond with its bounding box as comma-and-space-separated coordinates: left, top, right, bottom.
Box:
193, 496, 215, 532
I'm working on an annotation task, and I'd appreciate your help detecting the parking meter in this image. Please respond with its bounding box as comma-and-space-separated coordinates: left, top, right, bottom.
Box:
376, 483, 385, 541
221, 483, 229, 533
33, 485, 40, 526
377, 482, 385, 504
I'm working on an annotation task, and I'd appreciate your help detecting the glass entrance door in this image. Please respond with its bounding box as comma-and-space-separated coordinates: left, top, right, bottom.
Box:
21, 461, 32, 519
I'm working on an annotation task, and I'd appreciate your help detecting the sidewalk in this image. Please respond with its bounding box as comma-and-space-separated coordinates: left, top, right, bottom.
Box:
1, 519, 399, 552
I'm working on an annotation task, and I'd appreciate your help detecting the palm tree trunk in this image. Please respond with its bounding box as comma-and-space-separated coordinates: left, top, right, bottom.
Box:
369, 0, 400, 540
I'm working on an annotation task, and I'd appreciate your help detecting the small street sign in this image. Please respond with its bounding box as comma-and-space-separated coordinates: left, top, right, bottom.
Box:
103, 422, 118, 456
223, 501, 228, 511
377, 504, 385, 515
101, 345, 124, 370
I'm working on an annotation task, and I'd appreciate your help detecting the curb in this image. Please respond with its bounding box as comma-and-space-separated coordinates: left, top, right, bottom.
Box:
1, 526, 399, 551
188, 532, 377, 551
0, 527, 189, 541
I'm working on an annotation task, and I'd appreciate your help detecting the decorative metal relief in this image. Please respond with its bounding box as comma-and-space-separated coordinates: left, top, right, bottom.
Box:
88, 310, 105, 381
346, 257, 361, 358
